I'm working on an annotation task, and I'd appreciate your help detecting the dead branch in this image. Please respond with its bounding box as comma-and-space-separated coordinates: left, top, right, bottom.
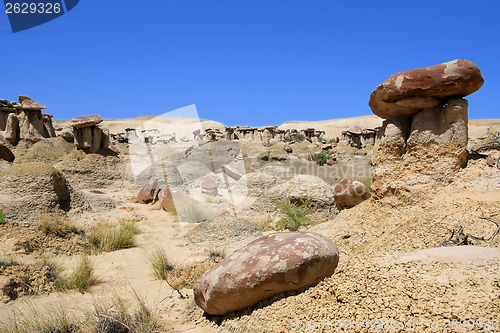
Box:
440, 220, 486, 246
164, 276, 188, 299
480, 216, 500, 241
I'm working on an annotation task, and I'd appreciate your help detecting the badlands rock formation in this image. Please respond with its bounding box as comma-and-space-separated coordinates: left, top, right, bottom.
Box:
370, 59, 484, 200
194, 232, 339, 315
71, 115, 110, 153
0, 96, 56, 144
0, 162, 71, 225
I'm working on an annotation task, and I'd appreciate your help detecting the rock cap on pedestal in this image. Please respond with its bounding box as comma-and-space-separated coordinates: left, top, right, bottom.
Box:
71, 115, 103, 128
369, 59, 484, 120
18, 96, 47, 110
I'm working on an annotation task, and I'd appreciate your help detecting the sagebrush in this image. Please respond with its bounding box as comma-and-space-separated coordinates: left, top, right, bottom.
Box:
273, 198, 313, 231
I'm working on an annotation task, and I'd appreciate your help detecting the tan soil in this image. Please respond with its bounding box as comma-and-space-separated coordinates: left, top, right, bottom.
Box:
0, 224, 87, 255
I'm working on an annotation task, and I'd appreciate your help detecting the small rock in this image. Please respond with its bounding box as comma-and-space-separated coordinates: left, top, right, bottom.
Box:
333, 179, 371, 210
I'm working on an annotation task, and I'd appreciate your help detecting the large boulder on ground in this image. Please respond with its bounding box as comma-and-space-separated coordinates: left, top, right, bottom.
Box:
137, 178, 160, 204
57, 127, 75, 142
134, 162, 184, 190
194, 232, 339, 315
186, 141, 241, 172
185, 215, 262, 253
158, 187, 189, 212
369, 59, 484, 120
333, 179, 371, 210
0, 162, 71, 225
233, 172, 278, 196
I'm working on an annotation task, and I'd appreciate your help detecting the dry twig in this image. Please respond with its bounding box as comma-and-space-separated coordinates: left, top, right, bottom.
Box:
441, 217, 500, 246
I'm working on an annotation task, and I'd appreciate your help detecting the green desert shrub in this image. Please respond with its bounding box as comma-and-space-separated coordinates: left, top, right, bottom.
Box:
0, 209, 5, 224
293, 133, 306, 142
364, 178, 372, 192
273, 198, 312, 231
311, 151, 332, 166
89, 218, 140, 253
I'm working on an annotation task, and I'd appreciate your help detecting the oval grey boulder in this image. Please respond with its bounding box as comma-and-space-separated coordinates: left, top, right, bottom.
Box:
193, 232, 339, 315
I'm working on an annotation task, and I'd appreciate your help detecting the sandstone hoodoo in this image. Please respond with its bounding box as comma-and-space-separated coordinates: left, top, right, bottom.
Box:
194, 232, 339, 315
370, 59, 483, 200
0, 96, 57, 144
369, 59, 484, 120
71, 115, 110, 153
333, 179, 371, 211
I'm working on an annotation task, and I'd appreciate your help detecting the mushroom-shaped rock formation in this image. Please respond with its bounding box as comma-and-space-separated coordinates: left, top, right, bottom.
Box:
370, 60, 483, 202
71, 115, 109, 153
369, 59, 484, 120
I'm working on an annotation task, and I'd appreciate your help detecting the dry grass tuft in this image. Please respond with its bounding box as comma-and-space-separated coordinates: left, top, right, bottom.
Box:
54, 256, 99, 293
149, 248, 224, 290
0, 253, 18, 267
88, 218, 140, 253
0, 292, 163, 332
165, 260, 216, 290
37, 212, 78, 237
149, 247, 174, 280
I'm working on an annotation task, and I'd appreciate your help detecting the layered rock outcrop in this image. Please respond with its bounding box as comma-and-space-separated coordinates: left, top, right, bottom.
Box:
370, 59, 483, 201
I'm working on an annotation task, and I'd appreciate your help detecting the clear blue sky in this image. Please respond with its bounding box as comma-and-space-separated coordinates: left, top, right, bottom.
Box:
1, 1, 498, 126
